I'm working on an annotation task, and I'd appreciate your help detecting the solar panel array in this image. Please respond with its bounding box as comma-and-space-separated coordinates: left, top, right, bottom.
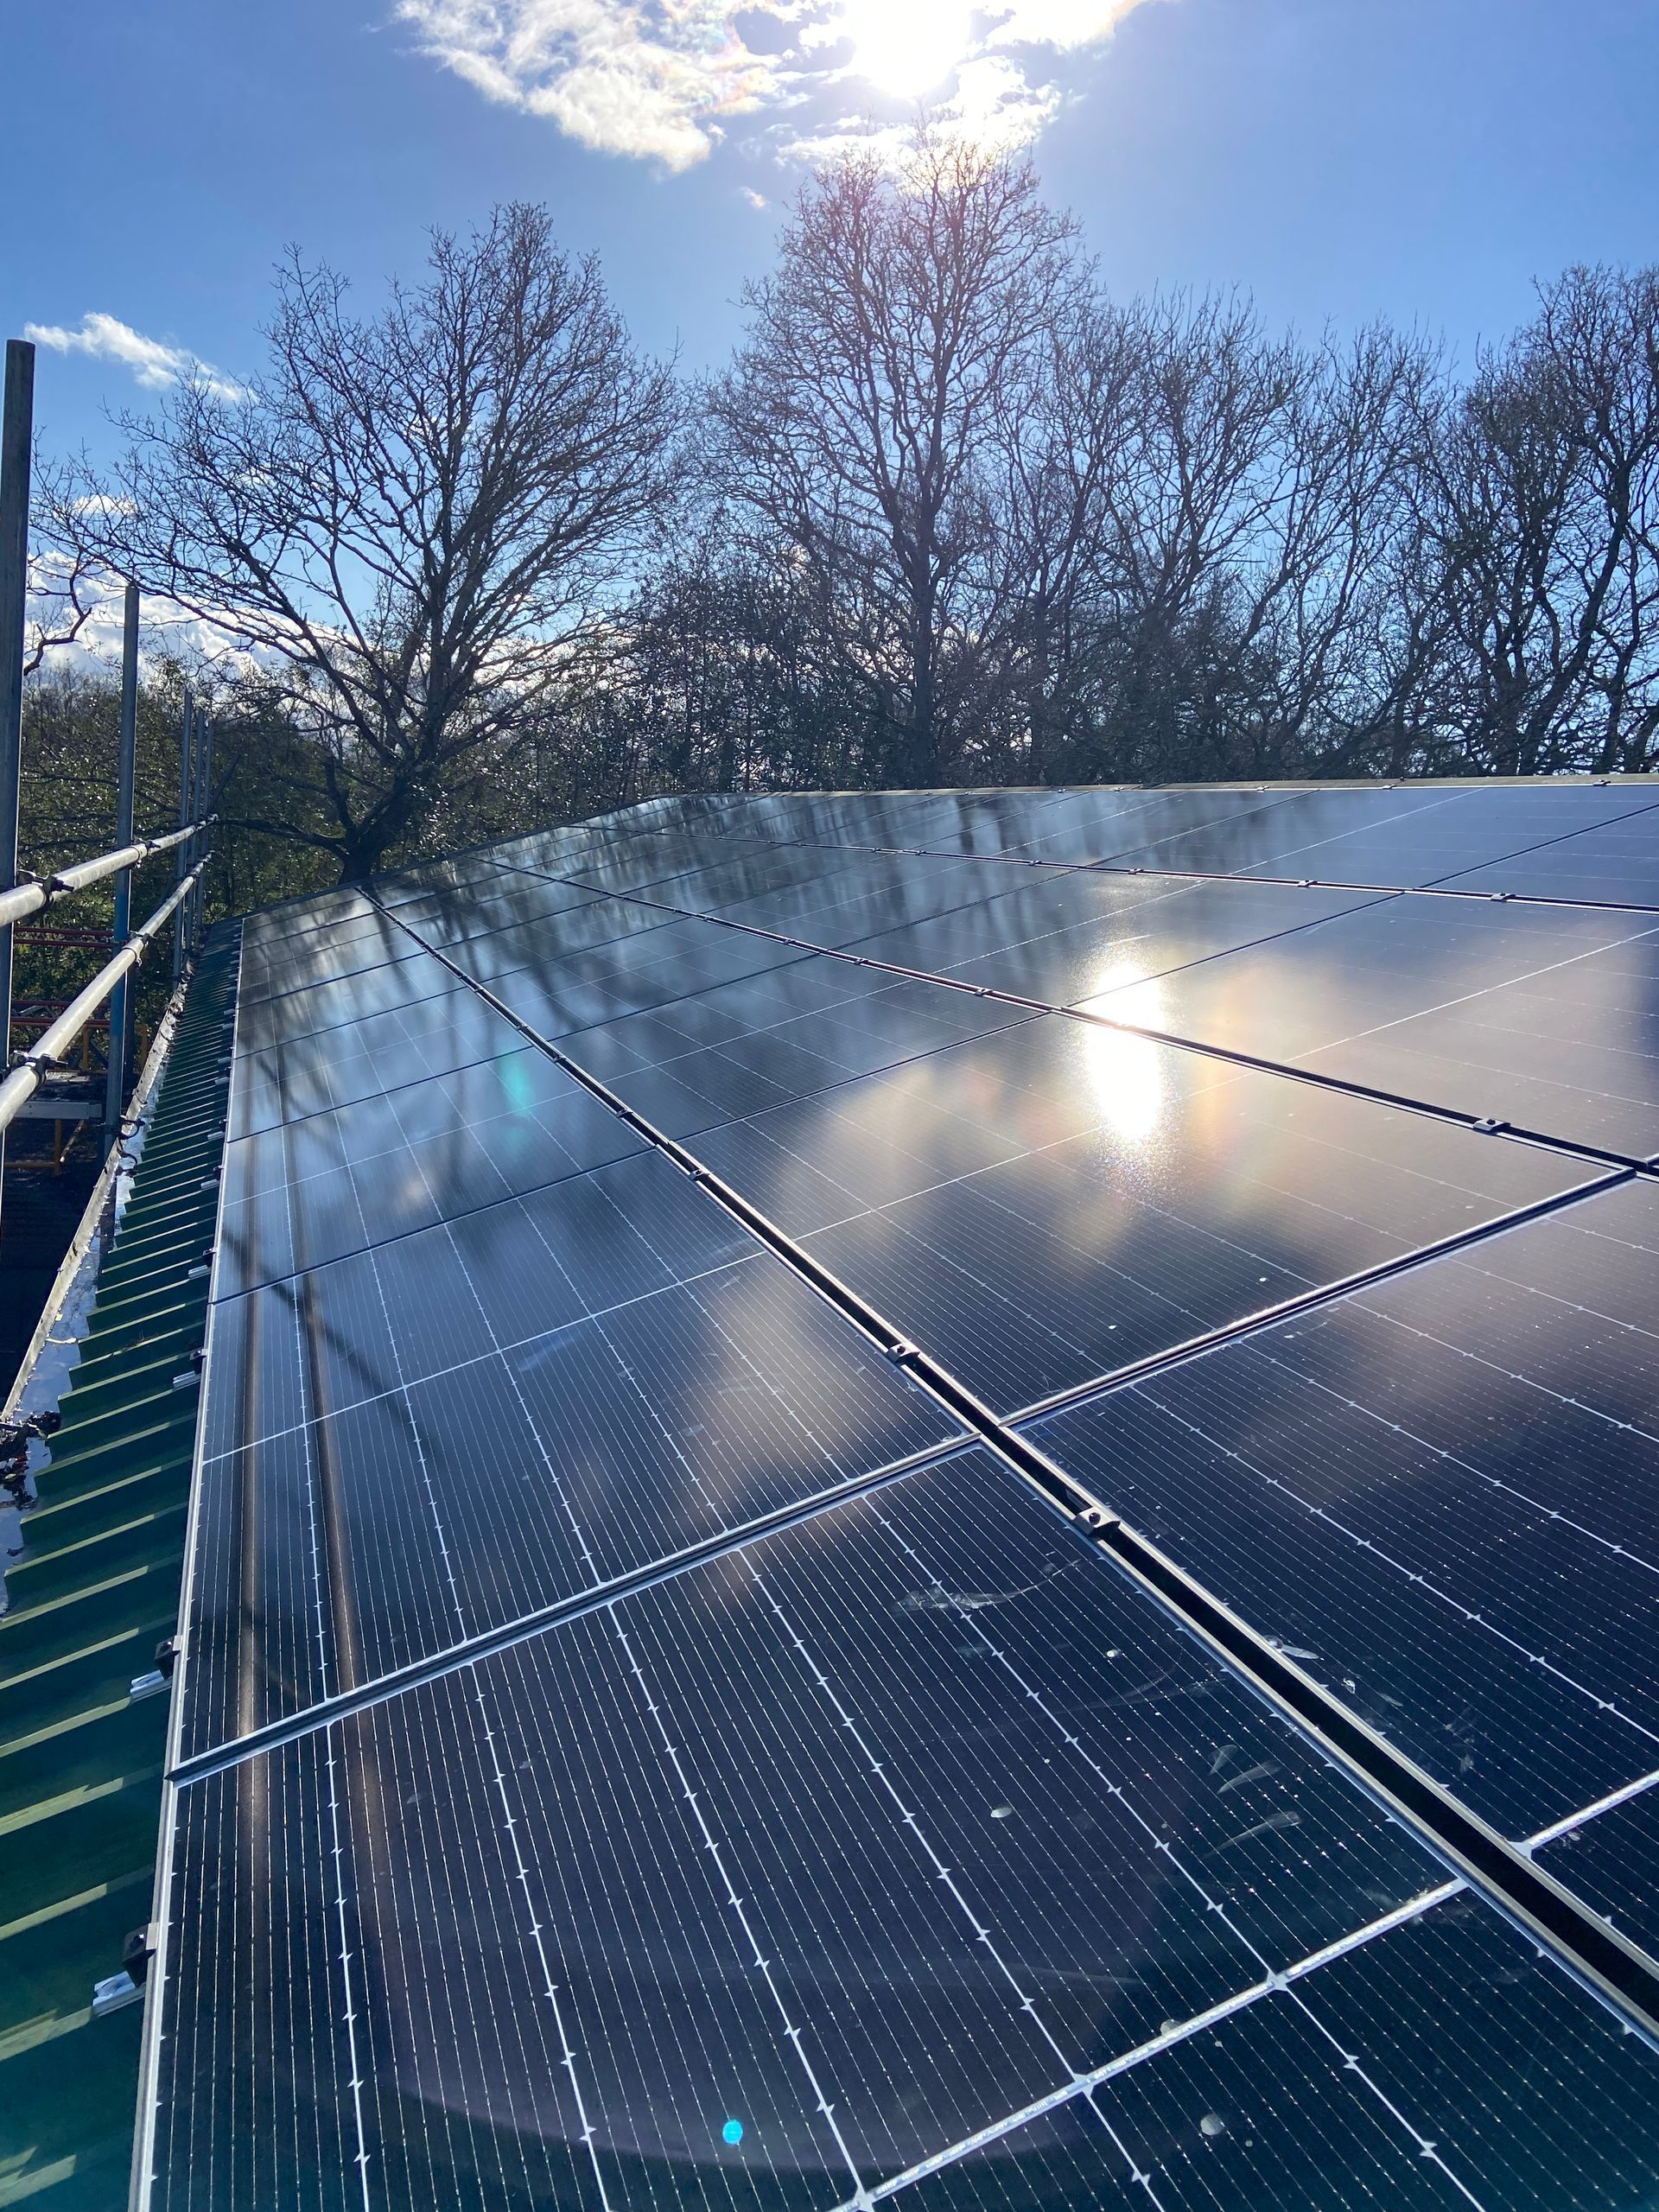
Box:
140, 782, 1659, 2210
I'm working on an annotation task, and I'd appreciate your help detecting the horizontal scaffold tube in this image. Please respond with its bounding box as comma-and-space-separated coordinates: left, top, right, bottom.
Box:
0, 856, 210, 1134
0, 817, 215, 931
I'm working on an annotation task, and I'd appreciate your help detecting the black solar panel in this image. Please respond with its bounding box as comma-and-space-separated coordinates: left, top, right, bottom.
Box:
138, 784, 1659, 2211
896, 1897, 1659, 2210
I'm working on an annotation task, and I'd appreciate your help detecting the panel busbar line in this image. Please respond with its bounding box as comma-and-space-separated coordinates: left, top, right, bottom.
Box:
345, 880, 1659, 2047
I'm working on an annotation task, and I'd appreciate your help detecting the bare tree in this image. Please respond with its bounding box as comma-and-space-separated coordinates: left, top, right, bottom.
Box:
52, 204, 680, 880
993, 288, 1141, 782
1410, 265, 1659, 774
709, 133, 1080, 787
22, 546, 100, 679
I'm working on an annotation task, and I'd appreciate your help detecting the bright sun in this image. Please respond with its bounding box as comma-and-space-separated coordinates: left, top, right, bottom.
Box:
833, 0, 977, 99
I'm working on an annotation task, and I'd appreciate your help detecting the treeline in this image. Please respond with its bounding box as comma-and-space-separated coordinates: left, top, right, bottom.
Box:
32, 138, 1659, 901
596, 149, 1659, 795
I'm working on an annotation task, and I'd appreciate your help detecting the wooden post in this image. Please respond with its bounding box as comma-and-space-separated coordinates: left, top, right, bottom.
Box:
103, 582, 140, 1150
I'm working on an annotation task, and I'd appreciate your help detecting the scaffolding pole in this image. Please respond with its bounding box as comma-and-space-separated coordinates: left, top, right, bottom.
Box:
102, 582, 140, 1151
0, 860, 209, 1137
172, 692, 194, 982
0, 340, 35, 1243
189, 714, 212, 952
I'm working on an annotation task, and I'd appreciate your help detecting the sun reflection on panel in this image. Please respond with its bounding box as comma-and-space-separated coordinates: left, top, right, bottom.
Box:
1078, 962, 1167, 1144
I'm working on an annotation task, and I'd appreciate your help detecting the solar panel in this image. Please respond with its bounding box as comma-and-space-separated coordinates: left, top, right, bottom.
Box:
1082, 899, 1659, 1160
137, 782, 1659, 2211
149, 1453, 1454, 2208
893, 1897, 1659, 2210
1541, 1783, 1659, 1956
1103, 784, 1659, 891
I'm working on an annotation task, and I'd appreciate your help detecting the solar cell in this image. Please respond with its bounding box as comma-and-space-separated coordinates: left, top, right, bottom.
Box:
445, 908, 815, 1041
1103, 783, 1659, 887
1083, 893, 1659, 1158
1428, 810, 1659, 906
732, 786, 1089, 859
558, 961, 1024, 1088
235, 944, 463, 1048
738, 868, 1381, 1003
231, 982, 522, 1137
664, 851, 1071, 941
182, 1217, 960, 1757
665, 1014, 1595, 1413
205, 1147, 754, 1464
218, 1044, 646, 1294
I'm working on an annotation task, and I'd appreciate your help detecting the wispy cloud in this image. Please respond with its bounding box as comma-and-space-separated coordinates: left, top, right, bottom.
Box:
393, 0, 777, 169
22, 313, 248, 404
394, 0, 1166, 172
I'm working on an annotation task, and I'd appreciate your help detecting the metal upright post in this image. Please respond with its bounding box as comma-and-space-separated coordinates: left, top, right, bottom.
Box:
172, 691, 194, 981
190, 715, 212, 951
102, 581, 140, 1151
0, 340, 35, 1238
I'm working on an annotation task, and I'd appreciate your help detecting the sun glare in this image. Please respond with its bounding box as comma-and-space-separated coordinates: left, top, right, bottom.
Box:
1079, 962, 1168, 1144
833, 0, 977, 98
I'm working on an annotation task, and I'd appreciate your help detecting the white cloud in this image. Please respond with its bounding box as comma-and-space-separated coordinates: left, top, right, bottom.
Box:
393, 0, 1166, 170
394, 0, 779, 169
778, 51, 1063, 168
988, 0, 1160, 49
22, 313, 248, 404
24, 551, 267, 683
741, 185, 769, 208
951, 50, 1064, 145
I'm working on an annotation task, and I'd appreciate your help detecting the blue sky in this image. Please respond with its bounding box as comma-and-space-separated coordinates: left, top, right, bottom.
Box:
5, 0, 1658, 474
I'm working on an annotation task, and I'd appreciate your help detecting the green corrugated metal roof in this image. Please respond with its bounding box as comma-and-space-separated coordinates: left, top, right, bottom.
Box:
0, 938, 235, 2209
